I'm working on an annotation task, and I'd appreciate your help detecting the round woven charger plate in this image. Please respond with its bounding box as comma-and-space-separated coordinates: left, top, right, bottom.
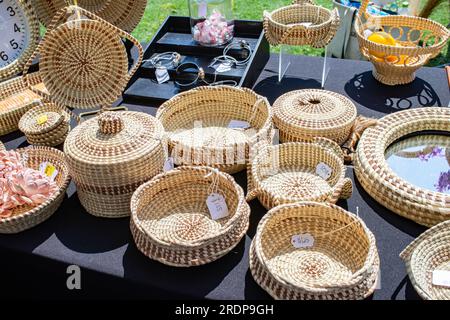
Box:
400, 220, 450, 300
354, 107, 450, 227
250, 202, 379, 300
273, 89, 357, 144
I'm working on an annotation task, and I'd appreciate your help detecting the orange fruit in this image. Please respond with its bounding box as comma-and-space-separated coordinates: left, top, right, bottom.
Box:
368, 31, 397, 59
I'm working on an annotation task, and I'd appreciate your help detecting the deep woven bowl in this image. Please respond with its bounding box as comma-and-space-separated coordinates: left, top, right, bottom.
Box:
250, 202, 379, 300
130, 166, 250, 267
0, 147, 71, 234
246, 138, 352, 210
156, 86, 273, 174
401, 220, 450, 300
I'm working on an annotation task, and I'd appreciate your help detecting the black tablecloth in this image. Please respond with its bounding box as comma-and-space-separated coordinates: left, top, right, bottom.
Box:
1, 54, 449, 300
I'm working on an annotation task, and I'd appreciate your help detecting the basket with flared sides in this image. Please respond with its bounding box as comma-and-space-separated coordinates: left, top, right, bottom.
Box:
0, 146, 71, 234
263, 0, 339, 47
250, 202, 380, 300
246, 138, 352, 210
400, 220, 450, 300
156, 85, 273, 174
130, 166, 250, 267
355, 0, 450, 85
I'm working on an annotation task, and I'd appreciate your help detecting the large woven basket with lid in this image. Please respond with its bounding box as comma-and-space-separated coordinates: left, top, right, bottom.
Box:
355, 0, 450, 86
273, 89, 357, 145
400, 220, 450, 300
130, 166, 250, 267
263, 0, 340, 47
0, 146, 71, 234
246, 138, 352, 210
156, 86, 273, 174
64, 111, 165, 218
250, 202, 380, 300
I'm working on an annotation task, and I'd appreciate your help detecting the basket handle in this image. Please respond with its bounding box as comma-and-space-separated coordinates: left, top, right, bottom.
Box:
291, 0, 315, 5
328, 177, 353, 203
358, 0, 372, 19
246, 139, 272, 202
342, 116, 378, 163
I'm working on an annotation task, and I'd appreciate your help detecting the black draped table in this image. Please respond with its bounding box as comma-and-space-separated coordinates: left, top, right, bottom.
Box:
1, 54, 449, 300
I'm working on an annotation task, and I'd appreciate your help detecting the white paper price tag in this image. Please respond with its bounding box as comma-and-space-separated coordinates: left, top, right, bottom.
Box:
228, 120, 251, 130
163, 157, 175, 172
39, 162, 59, 181
432, 270, 450, 288
155, 66, 170, 84
316, 162, 332, 180
291, 234, 315, 249
206, 193, 229, 220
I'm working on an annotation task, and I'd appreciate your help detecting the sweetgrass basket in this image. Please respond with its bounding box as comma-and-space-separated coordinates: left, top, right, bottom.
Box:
400, 220, 450, 300
263, 0, 340, 47
130, 166, 250, 267
0, 141, 5, 151
355, 0, 450, 85
156, 86, 273, 174
0, 146, 71, 234
0, 73, 45, 136
30, 0, 147, 32
250, 202, 380, 300
354, 107, 450, 227
19, 103, 79, 147
22, 5, 143, 110
246, 138, 352, 210
272, 89, 357, 145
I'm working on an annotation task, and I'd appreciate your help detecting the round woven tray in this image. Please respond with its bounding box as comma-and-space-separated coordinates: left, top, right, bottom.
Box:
30, 0, 147, 32
19, 103, 77, 147
0, 146, 71, 234
246, 138, 352, 210
354, 107, 450, 227
263, 0, 339, 47
250, 202, 379, 300
130, 166, 250, 267
0, 73, 46, 136
400, 220, 450, 300
64, 111, 165, 218
355, 0, 450, 86
22, 6, 143, 110
273, 89, 357, 145
156, 86, 273, 174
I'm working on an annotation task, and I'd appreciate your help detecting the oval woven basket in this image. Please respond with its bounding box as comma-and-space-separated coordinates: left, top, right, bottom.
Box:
22, 6, 143, 110
156, 86, 273, 174
273, 89, 357, 145
0, 73, 45, 136
263, 0, 340, 47
354, 107, 450, 227
400, 220, 450, 300
64, 111, 165, 218
0, 146, 71, 234
30, 0, 147, 32
246, 138, 352, 210
355, 0, 450, 86
130, 166, 250, 267
19, 103, 79, 147
250, 202, 380, 300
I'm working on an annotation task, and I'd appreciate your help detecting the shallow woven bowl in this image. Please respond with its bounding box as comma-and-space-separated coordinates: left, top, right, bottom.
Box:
355, 0, 450, 86
354, 107, 450, 227
250, 202, 379, 300
0, 147, 71, 234
263, 3, 339, 47
130, 166, 250, 267
401, 220, 450, 300
156, 86, 273, 174
272, 89, 357, 145
247, 138, 352, 210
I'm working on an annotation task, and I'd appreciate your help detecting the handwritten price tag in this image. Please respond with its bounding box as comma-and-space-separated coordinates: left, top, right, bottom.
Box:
228, 120, 251, 130
36, 114, 48, 125
163, 157, 175, 172
291, 233, 315, 249
39, 162, 58, 181
432, 270, 450, 288
315, 162, 332, 180
206, 193, 229, 220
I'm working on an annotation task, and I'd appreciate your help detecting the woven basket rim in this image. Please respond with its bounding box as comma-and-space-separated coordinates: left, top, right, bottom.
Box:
0, 146, 71, 226
130, 165, 248, 249
253, 201, 378, 292
19, 103, 70, 135
0, 74, 42, 117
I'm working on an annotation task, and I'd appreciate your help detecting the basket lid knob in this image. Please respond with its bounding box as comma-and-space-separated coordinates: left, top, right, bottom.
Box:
98, 112, 124, 134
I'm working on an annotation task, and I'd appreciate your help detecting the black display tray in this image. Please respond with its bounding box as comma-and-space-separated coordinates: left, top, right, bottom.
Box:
122, 16, 270, 106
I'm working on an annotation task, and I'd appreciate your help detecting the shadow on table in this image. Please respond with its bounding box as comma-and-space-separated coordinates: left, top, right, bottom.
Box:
345, 72, 441, 113
253, 76, 321, 104
391, 276, 422, 300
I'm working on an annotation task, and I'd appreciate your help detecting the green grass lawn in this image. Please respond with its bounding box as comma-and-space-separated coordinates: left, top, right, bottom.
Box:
132, 0, 449, 66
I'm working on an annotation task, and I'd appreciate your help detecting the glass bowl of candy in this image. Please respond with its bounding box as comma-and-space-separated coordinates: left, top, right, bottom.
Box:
189, 0, 234, 47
